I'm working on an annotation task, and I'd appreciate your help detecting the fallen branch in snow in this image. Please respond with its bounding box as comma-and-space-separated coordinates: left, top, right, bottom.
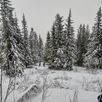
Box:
17, 84, 41, 102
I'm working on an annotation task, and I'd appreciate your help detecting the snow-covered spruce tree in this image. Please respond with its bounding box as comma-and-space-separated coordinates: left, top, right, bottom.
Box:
44, 31, 52, 64
0, 0, 25, 76
85, 7, 102, 69
22, 14, 32, 67
64, 10, 75, 70
76, 25, 83, 66
29, 28, 39, 64
0, 0, 25, 101
49, 23, 58, 69
49, 14, 64, 70
76, 24, 90, 66
13, 14, 26, 68
54, 14, 64, 49
38, 35, 44, 66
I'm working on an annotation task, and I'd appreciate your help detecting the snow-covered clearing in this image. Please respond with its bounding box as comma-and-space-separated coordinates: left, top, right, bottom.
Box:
1, 65, 102, 102
30, 89, 98, 102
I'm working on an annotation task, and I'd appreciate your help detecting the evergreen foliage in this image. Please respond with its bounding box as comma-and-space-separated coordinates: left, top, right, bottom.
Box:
38, 35, 44, 66
85, 7, 102, 69
64, 10, 75, 70
49, 14, 64, 70
22, 14, 32, 67
76, 24, 90, 66
29, 28, 39, 64
44, 31, 52, 63
49, 11, 75, 70
0, 0, 24, 76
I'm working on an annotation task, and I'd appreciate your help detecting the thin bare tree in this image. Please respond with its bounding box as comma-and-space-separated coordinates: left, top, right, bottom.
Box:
41, 76, 51, 102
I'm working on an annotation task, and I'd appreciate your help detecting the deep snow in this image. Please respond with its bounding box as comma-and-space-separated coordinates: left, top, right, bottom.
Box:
0, 65, 102, 102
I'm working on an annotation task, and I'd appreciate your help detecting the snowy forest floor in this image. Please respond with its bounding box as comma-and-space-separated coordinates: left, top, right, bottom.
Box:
1, 64, 102, 102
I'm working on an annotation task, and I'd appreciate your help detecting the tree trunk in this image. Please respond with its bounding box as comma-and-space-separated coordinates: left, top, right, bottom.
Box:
1, 66, 3, 102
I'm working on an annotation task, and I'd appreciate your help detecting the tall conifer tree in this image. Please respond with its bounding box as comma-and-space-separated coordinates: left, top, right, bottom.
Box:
76, 24, 90, 66
38, 35, 44, 66
22, 14, 31, 67
29, 28, 39, 64
64, 10, 75, 70
0, 0, 24, 76
0, 0, 24, 101
44, 31, 52, 63
49, 14, 64, 70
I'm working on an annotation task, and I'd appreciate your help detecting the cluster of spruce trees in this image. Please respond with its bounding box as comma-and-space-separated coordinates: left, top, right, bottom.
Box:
44, 7, 102, 70
84, 7, 102, 69
0, 0, 44, 77
44, 10, 75, 70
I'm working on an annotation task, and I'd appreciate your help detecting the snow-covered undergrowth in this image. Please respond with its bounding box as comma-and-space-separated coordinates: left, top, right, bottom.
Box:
1, 65, 102, 102
48, 69, 102, 92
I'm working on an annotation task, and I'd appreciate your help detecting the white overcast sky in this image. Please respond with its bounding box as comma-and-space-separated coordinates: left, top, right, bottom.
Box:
12, 0, 102, 42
